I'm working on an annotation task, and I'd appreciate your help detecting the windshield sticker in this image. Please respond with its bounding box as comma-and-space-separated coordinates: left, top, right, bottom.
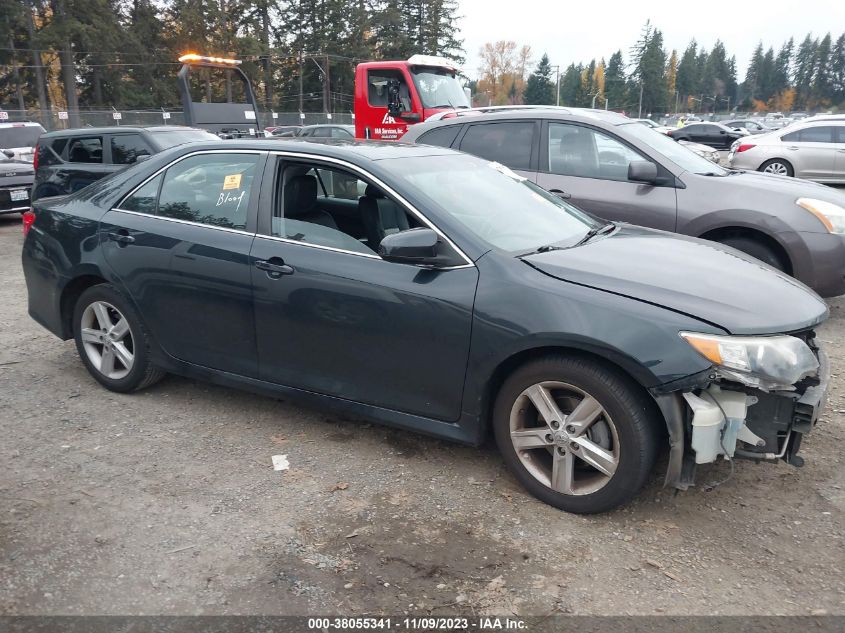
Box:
223, 174, 242, 190
488, 161, 526, 182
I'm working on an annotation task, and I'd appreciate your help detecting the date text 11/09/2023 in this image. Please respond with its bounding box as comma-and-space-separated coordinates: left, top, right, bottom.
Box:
307, 617, 527, 630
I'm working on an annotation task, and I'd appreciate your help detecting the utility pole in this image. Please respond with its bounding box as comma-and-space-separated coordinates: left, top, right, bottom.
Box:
325, 53, 331, 114
550, 65, 560, 106
298, 51, 304, 113
592, 93, 598, 108
638, 83, 643, 118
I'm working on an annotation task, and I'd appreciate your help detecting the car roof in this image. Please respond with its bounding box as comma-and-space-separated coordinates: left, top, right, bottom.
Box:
40, 125, 203, 137
0, 121, 44, 127
414, 107, 631, 129
301, 124, 354, 129
170, 137, 458, 161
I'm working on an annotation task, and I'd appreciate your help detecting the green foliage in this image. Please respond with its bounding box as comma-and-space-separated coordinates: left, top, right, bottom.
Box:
523, 53, 554, 105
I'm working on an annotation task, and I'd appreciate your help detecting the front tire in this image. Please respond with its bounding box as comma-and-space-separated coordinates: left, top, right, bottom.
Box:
73, 284, 164, 392
759, 158, 793, 177
493, 355, 660, 514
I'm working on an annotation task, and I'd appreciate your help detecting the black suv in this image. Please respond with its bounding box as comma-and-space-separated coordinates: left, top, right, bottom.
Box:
33, 126, 217, 200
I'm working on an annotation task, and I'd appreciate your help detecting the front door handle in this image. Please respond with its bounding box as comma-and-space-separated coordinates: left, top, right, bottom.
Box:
549, 189, 571, 199
107, 230, 135, 245
255, 258, 294, 278
786, 146, 799, 150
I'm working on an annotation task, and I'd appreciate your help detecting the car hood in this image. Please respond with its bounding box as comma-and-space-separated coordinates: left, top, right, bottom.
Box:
523, 225, 828, 335
0, 160, 34, 176
718, 169, 845, 202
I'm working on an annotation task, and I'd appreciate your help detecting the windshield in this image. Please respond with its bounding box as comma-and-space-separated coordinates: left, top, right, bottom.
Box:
0, 125, 45, 148
621, 121, 728, 175
411, 68, 470, 109
393, 154, 597, 253
150, 130, 218, 149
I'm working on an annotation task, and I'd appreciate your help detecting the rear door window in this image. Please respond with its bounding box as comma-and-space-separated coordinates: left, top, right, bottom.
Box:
121, 174, 162, 214
110, 134, 153, 164
67, 137, 103, 163
459, 121, 535, 170
156, 153, 260, 229
783, 126, 835, 143
417, 125, 462, 148
37, 138, 67, 166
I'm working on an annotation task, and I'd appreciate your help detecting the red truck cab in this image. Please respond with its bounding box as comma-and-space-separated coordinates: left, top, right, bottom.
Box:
354, 55, 469, 140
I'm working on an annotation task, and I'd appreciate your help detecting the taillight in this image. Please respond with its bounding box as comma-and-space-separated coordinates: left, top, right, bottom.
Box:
22, 210, 35, 236
736, 143, 755, 153
32, 144, 39, 169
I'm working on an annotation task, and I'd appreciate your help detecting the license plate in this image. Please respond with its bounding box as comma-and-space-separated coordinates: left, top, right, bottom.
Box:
10, 189, 28, 202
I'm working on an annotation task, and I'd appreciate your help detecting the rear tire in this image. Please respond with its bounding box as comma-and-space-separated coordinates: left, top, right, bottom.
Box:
492, 355, 661, 514
72, 284, 165, 393
717, 236, 786, 271
759, 158, 793, 177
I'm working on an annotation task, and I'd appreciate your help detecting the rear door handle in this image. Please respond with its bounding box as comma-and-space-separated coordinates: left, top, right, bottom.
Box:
255, 258, 294, 278
107, 230, 135, 245
786, 146, 799, 150
549, 189, 571, 199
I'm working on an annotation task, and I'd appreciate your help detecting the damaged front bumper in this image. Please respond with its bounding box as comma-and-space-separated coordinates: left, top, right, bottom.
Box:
652, 340, 829, 491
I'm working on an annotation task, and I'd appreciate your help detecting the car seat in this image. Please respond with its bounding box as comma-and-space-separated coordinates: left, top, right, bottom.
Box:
358, 184, 409, 249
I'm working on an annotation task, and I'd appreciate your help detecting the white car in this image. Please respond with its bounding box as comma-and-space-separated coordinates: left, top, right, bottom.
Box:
678, 140, 721, 164
728, 119, 845, 183
0, 121, 45, 163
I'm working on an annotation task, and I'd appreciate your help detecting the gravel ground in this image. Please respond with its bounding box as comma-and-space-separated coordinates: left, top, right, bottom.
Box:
1, 213, 843, 616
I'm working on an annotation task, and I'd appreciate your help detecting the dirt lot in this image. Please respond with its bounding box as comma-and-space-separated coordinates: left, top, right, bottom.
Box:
1, 213, 843, 617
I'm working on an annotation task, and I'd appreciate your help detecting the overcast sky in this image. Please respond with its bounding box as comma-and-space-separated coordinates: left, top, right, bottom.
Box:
458, 0, 845, 79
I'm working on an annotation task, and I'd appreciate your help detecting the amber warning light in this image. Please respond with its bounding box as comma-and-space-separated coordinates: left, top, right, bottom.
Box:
178, 53, 241, 66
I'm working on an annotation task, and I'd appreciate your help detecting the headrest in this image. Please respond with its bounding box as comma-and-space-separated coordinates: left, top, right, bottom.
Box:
364, 183, 385, 199
284, 174, 318, 216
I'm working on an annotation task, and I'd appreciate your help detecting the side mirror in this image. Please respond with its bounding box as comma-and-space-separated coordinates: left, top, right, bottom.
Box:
400, 112, 421, 123
628, 160, 658, 184
379, 228, 462, 268
2, 149, 14, 159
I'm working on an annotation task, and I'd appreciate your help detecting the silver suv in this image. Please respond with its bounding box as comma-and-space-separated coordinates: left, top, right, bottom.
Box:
728, 119, 845, 182
402, 106, 845, 297
0, 121, 45, 163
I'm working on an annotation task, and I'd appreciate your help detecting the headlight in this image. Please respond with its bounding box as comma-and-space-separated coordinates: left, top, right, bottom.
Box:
680, 332, 818, 390
796, 198, 845, 234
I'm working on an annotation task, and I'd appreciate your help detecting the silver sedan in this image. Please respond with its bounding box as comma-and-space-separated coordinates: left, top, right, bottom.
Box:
728, 120, 845, 183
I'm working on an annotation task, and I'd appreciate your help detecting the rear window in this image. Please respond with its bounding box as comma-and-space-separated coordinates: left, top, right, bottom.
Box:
417, 125, 461, 148
459, 121, 535, 171
149, 130, 218, 149
0, 124, 45, 148
37, 138, 67, 166
781, 126, 835, 143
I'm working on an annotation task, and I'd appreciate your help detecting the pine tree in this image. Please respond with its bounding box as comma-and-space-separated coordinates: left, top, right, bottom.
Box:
558, 63, 580, 106
604, 50, 626, 110
832, 33, 845, 106
629, 22, 666, 116
675, 41, 698, 109
793, 34, 818, 109
812, 33, 833, 107
523, 53, 555, 105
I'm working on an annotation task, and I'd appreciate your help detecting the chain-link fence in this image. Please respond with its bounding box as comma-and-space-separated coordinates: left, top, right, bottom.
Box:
0, 108, 353, 132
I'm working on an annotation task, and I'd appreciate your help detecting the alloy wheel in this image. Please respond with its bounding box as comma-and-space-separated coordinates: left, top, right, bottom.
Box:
763, 162, 789, 176
79, 300, 135, 380
508, 381, 620, 496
